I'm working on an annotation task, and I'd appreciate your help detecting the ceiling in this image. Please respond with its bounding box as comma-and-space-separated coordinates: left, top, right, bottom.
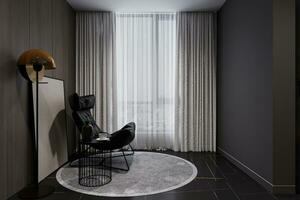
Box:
67, 0, 226, 12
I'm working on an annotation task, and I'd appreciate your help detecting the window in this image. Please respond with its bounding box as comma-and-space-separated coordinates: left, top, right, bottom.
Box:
116, 13, 176, 149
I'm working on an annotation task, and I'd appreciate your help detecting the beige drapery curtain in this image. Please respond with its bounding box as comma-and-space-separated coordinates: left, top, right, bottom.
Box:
174, 12, 217, 152
76, 12, 118, 133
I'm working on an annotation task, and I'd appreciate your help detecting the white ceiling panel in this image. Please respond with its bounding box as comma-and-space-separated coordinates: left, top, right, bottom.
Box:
67, 0, 226, 12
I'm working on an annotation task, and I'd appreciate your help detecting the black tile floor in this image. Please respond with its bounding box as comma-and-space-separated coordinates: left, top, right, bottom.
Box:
8, 151, 300, 200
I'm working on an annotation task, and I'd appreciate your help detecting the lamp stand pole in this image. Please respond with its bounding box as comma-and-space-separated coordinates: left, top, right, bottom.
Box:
18, 64, 54, 199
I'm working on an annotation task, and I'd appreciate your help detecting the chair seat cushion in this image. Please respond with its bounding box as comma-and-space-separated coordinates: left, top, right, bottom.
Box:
90, 122, 136, 150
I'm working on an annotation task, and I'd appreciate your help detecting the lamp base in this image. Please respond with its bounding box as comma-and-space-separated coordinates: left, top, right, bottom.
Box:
18, 185, 54, 199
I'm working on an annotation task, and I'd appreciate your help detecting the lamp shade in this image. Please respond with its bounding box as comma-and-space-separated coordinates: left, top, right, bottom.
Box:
17, 49, 56, 82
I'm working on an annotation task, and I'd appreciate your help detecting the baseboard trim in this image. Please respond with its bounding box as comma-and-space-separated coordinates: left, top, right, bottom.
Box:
217, 147, 295, 194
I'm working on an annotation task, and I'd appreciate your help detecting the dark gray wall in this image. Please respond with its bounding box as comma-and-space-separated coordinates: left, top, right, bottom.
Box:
218, 0, 296, 194
217, 0, 273, 183
0, 0, 76, 199
297, 0, 300, 193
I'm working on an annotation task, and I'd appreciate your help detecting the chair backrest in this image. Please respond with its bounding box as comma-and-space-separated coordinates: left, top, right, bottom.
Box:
69, 93, 102, 138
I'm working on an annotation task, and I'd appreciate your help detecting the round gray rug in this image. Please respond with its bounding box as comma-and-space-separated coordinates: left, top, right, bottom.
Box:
56, 152, 197, 197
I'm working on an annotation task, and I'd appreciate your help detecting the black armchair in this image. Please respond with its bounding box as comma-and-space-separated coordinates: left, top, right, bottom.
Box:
69, 93, 135, 171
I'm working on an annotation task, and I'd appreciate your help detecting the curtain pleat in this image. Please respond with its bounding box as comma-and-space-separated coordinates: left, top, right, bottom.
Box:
76, 12, 118, 133
174, 12, 217, 152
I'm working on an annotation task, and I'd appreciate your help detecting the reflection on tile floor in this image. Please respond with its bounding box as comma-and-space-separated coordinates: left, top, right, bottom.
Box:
8, 151, 300, 200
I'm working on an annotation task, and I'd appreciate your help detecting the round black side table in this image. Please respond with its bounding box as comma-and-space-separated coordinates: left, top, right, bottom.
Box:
79, 139, 112, 187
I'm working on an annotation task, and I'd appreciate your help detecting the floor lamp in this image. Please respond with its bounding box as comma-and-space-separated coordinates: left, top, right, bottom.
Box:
17, 49, 56, 199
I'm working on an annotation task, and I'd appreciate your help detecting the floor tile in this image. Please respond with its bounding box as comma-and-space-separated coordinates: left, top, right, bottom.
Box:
7, 152, 300, 200
193, 160, 216, 177
224, 173, 266, 195
207, 179, 229, 190
239, 193, 277, 200
209, 155, 237, 175
40, 177, 70, 193
214, 189, 239, 200
146, 191, 217, 200
205, 160, 226, 178
9, 190, 81, 200
172, 179, 211, 192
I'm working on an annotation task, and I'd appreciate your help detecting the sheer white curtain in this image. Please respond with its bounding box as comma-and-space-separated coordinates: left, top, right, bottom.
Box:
76, 12, 216, 152
116, 13, 176, 150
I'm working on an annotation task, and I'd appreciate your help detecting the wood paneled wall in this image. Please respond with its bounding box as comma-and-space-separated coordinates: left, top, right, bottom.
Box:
0, 0, 76, 199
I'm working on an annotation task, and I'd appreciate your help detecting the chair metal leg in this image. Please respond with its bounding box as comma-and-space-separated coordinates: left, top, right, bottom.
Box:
128, 144, 134, 155
121, 150, 130, 171
106, 144, 134, 171
111, 144, 134, 159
